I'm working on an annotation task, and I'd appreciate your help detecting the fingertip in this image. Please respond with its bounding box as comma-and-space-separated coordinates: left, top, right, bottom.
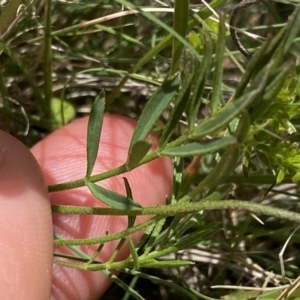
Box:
0, 131, 53, 299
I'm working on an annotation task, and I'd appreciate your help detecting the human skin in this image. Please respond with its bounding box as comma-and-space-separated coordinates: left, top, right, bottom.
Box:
0, 114, 173, 299
0, 130, 53, 299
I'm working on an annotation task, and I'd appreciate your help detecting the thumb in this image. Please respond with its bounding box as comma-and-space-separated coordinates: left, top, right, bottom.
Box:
0, 130, 53, 299
31, 114, 173, 300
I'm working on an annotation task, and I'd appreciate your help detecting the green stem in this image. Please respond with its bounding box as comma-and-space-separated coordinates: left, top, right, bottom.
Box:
53, 215, 164, 246
52, 199, 300, 247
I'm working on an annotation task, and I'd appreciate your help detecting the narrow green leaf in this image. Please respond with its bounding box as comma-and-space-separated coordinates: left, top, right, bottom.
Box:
170, 0, 189, 75
174, 223, 221, 250
142, 219, 166, 256
240, 54, 275, 100
108, 238, 127, 265
292, 172, 300, 183
131, 73, 180, 144
140, 259, 193, 268
95, 24, 146, 48
266, 66, 296, 103
172, 157, 184, 201
123, 177, 136, 228
191, 90, 259, 139
135, 224, 156, 251
210, 15, 226, 115
256, 150, 272, 170
188, 32, 213, 130
172, 213, 204, 240
242, 150, 250, 179
161, 136, 236, 157
86, 91, 105, 178
224, 290, 279, 300
234, 112, 251, 143
160, 61, 195, 146
102, 270, 144, 300
123, 177, 133, 199
126, 237, 140, 271
250, 64, 291, 122
234, 41, 271, 99
123, 269, 198, 300
192, 117, 251, 191
238, 4, 300, 99
283, 3, 300, 55
86, 244, 104, 265
127, 73, 181, 166
127, 140, 152, 170
87, 182, 142, 210
277, 168, 285, 184
234, 20, 288, 99
252, 26, 285, 71
196, 144, 240, 193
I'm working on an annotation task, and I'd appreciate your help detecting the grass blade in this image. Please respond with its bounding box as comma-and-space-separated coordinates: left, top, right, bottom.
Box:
170, 0, 189, 75
188, 32, 213, 130
210, 15, 226, 115
283, 3, 300, 54
160, 60, 195, 146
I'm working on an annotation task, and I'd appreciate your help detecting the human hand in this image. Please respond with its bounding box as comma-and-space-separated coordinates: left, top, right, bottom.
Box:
0, 114, 173, 299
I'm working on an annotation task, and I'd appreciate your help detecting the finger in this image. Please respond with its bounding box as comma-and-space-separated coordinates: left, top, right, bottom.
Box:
31, 114, 173, 300
0, 130, 53, 299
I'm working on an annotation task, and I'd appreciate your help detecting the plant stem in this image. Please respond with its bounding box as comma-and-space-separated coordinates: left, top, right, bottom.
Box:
53, 199, 300, 247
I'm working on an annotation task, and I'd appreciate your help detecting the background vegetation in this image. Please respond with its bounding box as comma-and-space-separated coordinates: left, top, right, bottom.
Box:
1, 0, 300, 299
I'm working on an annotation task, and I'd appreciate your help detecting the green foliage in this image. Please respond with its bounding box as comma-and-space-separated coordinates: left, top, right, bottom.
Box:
87, 182, 142, 210
2, 0, 300, 299
161, 136, 236, 157
242, 70, 300, 183
127, 73, 181, 168
86, 91, 105, 178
